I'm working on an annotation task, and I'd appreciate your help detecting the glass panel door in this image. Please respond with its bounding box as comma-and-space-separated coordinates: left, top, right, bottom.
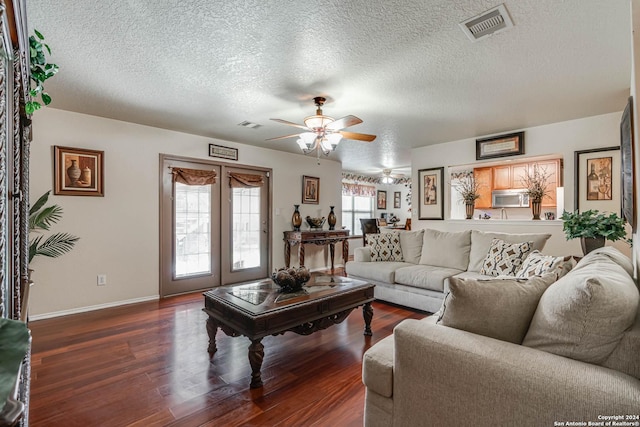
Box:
231, 186, 261, 270
174, 182, 211, 278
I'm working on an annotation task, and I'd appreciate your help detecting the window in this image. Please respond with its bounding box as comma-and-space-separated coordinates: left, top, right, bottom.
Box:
174, 182, 211, 277
342, 195, 374, 235
231, 186, 261, 270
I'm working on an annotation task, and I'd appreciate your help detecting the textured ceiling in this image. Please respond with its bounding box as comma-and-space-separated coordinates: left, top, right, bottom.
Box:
26, 0, 631, 176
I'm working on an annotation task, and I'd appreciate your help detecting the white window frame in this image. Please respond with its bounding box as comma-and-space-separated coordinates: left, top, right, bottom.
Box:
342, 195, 375, 236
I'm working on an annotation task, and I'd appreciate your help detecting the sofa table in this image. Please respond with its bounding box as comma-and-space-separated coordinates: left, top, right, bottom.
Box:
283, 230, 349, 274
203, 276, 374, 388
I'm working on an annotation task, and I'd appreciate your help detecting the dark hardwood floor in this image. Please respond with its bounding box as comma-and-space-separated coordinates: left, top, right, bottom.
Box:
28, 273, 427, 426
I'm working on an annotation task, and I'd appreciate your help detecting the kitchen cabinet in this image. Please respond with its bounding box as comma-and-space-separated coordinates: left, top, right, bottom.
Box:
492, 166, 511, 190
474, 167, 493, 209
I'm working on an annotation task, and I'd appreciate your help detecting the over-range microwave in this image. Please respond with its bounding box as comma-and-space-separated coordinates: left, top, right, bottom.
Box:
492, 189, 530, 208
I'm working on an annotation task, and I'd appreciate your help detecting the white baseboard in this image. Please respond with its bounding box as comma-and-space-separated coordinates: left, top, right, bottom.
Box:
29, 295, 160, 321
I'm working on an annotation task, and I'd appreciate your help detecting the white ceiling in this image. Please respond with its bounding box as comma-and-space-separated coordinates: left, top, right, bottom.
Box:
26, 0, 631, 177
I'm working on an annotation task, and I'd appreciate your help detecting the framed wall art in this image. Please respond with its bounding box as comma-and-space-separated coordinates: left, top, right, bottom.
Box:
620, 96, 636, 230
209, 144, 238, 161
476, 131, 525, 160
302, 175, 319, 204
418, 167, 444, 220
394, 191, 401, 208
574, 146, 620, 214
377, 190, 387, 209
54, 146, 104, 196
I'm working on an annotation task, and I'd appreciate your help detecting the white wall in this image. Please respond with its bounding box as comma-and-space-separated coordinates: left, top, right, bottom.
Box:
411, 112, 632, 257
373, 181, 412, 223
29, 108, 343, 317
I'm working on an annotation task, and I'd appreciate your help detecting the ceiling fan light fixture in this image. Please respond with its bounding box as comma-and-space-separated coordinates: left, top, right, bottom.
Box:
296, 138, 308, 150
304, 114, 334, 130
381, 176, 394, 184
326, 133, 342, 147
320, 137, 333, 153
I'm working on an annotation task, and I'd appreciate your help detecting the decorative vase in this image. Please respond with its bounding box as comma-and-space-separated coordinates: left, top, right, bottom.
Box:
292, 205, 302, 231
531, 199, 542, 220
580, 236, 605, 255
327, 206, 336, 230
67, 159, 81, 186
81, 166, 91, 186
465, 202, 475, 220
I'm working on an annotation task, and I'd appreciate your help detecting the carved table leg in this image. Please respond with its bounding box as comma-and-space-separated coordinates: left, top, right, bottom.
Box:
206, 317, 218, 357
363, 302, 373, 336
284, 241, 291, 268
248, 338, 265, 388
342, 239, 349, 276
329, 242, 335, 274
299, 243, 305, 267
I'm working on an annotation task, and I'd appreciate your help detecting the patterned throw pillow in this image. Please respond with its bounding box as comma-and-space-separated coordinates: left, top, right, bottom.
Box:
515, 250, 572, 278
367, 232, 403, 262
480, 238, 533, 276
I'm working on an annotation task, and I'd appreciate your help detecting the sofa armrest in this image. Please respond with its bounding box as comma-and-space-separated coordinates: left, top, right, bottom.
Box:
354, 246, 371, 262
392, 319, 640, 427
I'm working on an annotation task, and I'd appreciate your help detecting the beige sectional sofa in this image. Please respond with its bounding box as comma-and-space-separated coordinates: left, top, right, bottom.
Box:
362, 246, 640, 426
345, 228, 552, 313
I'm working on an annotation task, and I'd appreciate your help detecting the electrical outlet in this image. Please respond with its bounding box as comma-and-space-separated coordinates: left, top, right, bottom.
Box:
97, 274, 107, 286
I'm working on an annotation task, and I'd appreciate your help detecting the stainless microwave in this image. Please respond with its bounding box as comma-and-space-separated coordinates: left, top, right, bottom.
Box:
492, 189, 529, 208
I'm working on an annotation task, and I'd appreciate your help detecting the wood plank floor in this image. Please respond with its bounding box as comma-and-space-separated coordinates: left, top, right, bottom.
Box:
28, 276, 427, 426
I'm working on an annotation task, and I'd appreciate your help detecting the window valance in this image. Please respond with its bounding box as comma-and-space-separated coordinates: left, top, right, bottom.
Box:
229, 172, 264, 188
171, 167, 217, 185
342, 182, 376, 197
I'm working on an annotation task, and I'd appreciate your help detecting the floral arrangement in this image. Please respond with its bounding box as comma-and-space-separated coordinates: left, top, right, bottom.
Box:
521, 164, 553, 202
455, 176, 481, 204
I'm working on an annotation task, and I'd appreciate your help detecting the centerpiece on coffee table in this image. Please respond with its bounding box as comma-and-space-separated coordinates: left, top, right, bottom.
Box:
272, 266, 311, 293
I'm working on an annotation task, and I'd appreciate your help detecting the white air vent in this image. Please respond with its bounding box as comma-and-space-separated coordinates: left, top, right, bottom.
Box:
238, 120, 261, 129
459, 4, 513, 42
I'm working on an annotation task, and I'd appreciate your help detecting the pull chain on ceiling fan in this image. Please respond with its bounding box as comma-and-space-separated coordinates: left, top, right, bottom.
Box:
267, 96, 376, 163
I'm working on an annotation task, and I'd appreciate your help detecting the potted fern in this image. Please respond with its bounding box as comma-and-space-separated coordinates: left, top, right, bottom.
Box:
560, 209, 628, 255
29, 191, 79, 263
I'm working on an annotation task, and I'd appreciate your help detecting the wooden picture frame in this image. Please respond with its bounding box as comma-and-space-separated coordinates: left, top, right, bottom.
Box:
54, 146, 104, 196
394, 191, 401, 208
208, 144, 238, 161
418, 167, 444, 220
574, 146, 620, 214
302, 175, 319, 204
476, 131, 525, 160
621, 96, 636, 231
377, 190, 387, 209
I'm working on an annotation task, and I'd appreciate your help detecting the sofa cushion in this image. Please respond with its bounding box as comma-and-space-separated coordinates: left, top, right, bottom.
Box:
468, 230, 551, 272
345, 261, 410, 283
362, 334, 395, 397
436, 273, 557, 344
523, 250, 640, 364
573, 246, 634, 277
419, 229, 471, 271
602, 308, 640, 380
367, 232, 403, 262
399, 229, 424, 264
395, 265, 464, 293
515, 250, 573, 279
479, 239, 533, 277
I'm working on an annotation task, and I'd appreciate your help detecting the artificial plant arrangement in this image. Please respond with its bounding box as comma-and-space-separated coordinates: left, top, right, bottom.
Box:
520, 164, 553, 202
26, 29, 59, 115
29, 190, 79, 263
455, 175, 481, 204
560, 209, 629, 254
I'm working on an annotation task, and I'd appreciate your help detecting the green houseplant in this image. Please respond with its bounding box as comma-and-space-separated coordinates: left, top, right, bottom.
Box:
26, 29, 59, 115
29, 191, 79, 263
560, 209, 628, 255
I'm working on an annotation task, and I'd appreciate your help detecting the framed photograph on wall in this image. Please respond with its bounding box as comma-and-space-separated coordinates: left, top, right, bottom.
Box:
302, 175, 319, 204
377, 190, 387, 209
54, 146, 104, 196
574, 146, 620, 214
418, 167, 444, 220
476, 131, 525, 160
394, 191, 401, 208
620, 96, 636, 231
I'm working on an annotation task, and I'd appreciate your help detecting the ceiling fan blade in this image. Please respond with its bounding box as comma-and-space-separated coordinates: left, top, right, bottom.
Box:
270, 118, 311, 131
339, 131, 377, 142
265, 133, 302, 141
326, 115, 363, 131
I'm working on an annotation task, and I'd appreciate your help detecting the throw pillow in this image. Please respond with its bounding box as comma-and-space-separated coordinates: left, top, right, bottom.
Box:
467, 230, 551, 272
367, 232, 403, 262
523, 250, 639, 364
419, 229, 471, 271
436, 273, 558, 344
479, 238, 533, 276
515, 250, 573, 279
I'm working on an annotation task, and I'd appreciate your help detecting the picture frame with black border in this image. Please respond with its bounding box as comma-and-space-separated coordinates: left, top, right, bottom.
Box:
418, 167, 444, 220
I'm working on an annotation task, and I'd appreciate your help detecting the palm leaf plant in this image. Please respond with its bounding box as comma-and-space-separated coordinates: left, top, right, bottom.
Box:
29, 191, 79, 263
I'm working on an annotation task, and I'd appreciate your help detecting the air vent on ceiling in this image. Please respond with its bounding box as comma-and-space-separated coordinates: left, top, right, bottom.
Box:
238, 120, 262, 129
459, 4, 513, 42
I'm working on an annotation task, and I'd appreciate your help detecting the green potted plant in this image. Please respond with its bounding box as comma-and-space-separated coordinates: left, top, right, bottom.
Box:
29, 190, 79, 263
454, 175, 481, 219
26, 29, 59, 115
560, 209, 628, 255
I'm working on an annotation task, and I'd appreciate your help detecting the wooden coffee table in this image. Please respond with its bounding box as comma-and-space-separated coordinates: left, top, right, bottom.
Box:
203, 276, 375, 388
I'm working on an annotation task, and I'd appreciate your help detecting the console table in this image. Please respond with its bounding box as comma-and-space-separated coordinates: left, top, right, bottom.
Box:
283, 230, 349, 274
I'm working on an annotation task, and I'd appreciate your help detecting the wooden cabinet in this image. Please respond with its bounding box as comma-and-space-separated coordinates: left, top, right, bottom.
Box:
492, 166, 511, 190
474, 167, 493, 209
534, 160, 561, 207
511, 164, 529, 189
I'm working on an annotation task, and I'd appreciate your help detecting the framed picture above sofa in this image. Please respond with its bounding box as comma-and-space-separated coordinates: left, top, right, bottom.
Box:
574, 146, 620, 214
418, 167, 444, 220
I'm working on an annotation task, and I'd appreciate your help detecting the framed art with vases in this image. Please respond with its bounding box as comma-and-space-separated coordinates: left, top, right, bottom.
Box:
377, 190, 387, 209
418, 167, 444, 220
54, 146, 104, 196
302, 175, 319, 204
574, 146, 620, 214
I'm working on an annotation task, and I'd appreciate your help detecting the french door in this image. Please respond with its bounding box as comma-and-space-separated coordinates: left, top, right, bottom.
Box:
160, 155, 270, 297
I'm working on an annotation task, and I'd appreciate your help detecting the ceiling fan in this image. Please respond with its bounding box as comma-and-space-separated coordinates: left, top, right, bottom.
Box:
380, 168, 404, 184
267, 96, 376, 159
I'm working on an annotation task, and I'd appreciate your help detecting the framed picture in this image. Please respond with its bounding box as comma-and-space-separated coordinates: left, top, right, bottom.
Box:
302, 175, 319, 204
209, 144, 238, 161
54, 146, 104, 196
621, 96, 635, 230
377, 190, 387, 209
476, 131, 525, 160
394, 191, 401, 208
574, 146, 620, 213
418, 167, 444, 220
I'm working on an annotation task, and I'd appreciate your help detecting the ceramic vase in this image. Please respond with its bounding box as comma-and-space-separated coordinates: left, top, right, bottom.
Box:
531, 200, 541, 220
81, 166, 92, 186
465, 203, 475, 220
67, 160, 81, 186
292, 205, 302, 231
327, 206, 337, 230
